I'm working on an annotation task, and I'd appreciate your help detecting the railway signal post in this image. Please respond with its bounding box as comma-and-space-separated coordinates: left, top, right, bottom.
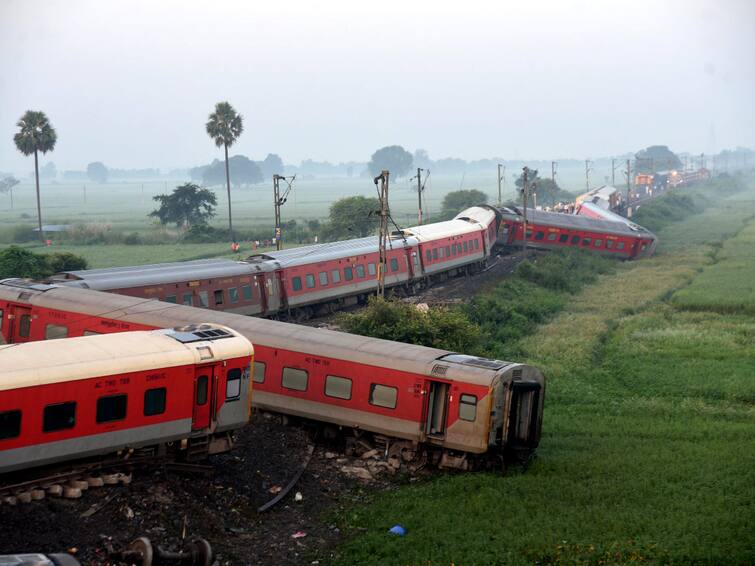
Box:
374, 170, 390, 297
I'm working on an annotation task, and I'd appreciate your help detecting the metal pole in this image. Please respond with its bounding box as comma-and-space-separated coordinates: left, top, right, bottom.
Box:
374, 171, 390, 297
83, 184, 87, 204
626, 158, 631, 216
522, 168, 529, 256
585, 159, 591, 191
417, 167, 423, 225
497, 163, 502, 207
611, 158, 615, 186
273, 174, 282, 250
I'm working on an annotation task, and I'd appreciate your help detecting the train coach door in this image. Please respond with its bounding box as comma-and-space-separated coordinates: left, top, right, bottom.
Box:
7, 305, 33, 343
192, 366, 217, 431
424, 381, 450, 439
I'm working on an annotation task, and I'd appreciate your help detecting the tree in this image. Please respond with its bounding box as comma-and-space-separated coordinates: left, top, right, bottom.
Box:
0, 176, 19, 195
40, 162, 57, 179
202, 156, 263, 187
635, 145, 683, 173
87, 161, 108, 183
413, 148, 432, 168
441, 189, 488, 217
259, 153, 284, 180
206, 101, 244, 241
149, 183, 217, 229
0, 246, 87, 279
514, 169, 572, 206
367, 145, 413, 178
322, 196, 380, 240
13, 110, 57, 241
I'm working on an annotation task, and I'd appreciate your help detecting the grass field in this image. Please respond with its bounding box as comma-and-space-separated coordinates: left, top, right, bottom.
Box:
330, 181, 755, 565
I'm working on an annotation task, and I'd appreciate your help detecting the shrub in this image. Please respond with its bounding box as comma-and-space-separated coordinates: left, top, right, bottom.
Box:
0, 246, 88, 279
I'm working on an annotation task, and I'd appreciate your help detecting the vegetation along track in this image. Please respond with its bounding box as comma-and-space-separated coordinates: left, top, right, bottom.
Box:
330, 177, 755, 565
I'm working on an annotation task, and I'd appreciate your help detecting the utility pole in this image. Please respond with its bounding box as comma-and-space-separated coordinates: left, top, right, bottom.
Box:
611, 158, 616, 185
410, 167, 425, 225
521, 167, 530, 258
273, 174, 296, 251
374, 170, 390, 297
83, 184, 87, 204
585, 159, 592, 191
700, 153, 705, 169
497, 164, 506, 206
625, 158, 631, 217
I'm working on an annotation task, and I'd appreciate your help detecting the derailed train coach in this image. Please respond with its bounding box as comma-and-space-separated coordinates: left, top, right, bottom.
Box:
0, 279, 545, 469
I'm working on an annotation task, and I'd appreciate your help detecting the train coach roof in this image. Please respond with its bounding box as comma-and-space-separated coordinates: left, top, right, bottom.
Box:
502, 207, 654, 237
0, 281, 519, 387
396, 218, 485, 241
49, 258, 256, 290
0, 326, 252, 391
577, 202, 653, 232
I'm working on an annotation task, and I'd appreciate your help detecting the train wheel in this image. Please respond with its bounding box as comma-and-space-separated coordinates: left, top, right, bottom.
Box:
191, 538, 214, 566
128, 537, 154, 566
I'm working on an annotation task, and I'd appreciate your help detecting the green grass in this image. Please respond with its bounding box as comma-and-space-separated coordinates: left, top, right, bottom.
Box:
672, 219, 755, 314
330, 180, 755, 565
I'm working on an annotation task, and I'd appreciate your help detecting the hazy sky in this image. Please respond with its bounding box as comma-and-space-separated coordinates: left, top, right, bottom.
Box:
1, 0, 753, 173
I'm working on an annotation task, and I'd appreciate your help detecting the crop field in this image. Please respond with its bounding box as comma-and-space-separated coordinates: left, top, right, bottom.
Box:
332, 181, 755, 565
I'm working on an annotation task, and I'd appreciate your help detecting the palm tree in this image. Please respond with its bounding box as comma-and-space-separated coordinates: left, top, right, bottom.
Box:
206, 102, 243, 241
13, 110, 57, 242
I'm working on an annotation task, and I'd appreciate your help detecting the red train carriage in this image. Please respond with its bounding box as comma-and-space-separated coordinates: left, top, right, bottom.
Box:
0, 280, 545, 469
496, 206, 657, 259
0, 324, 253, 474
48, 210, 499, 320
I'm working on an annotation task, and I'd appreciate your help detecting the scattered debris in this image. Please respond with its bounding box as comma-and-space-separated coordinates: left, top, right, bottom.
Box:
291, 532, 307, 539
388, 525, 407, 536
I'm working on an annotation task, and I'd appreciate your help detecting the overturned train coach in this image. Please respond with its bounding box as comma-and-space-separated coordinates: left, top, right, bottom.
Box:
0, 279, 545, 469
477, 205, 658, 259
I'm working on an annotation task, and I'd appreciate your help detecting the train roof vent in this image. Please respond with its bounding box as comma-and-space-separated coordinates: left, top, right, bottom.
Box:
438, 354, 510, 371
0, 278, 58, 292
164, 324, 234, 343
431, 364, 448, 376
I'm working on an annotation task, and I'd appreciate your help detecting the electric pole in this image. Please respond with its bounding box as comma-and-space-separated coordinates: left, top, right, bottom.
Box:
521, 167, 530, 258
411, 167, 425, 225
625, 158, 631, 217
497, 164, 505, 206
611, 158, 616, 186
551, 161, 557, 187
374, 170, 390, 297
273, 174, 296, 251
585, 159, 592, 191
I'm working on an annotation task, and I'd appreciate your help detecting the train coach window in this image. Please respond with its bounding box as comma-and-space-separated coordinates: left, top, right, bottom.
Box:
474, 239, 480, 249
432, 248, 438, 260
459, 394, 477, 422
535, 231, 545, 241
463, 241, 469, 252
571, 235, 580, 244
229, 288, 239, 303
325, 375, 352, 400
253, 361, 266, 383
182, 293, 194, 306
369, 384, 397, 409
594, 239, 602, 247
97, 394, 127, 424
390, 258, 399, 272
451, 245, 457, 256
356, 265, 366, 278
0, 309, 3, 331
166, 295, 177, 304
242, 285, 253, 300
0, 410, 21, 440
617, 242, 625, 250
214, 290, 224, 305
292, 276, 302, 291
445, 245, 451, 257
319, 271, 329, 285
43, 401, 76, 432
548, 233, 557, 241
581, 237, 591, 246
344, 267, 354, 281
305, 274, 316, 288
282, 367, 308, 391
331, 270, 341, 283
368, 263, 376, 276
83, 330, 101, 336
606, 240, 614, 249
641, 243, 647, 252
559, 234, 569, 243
198, 291, 209, 308
425, 249, 432, 262
19, 314, 31, 338
144, 388, 167, 416
45, 324, 68, 340
226, 369, 242, 400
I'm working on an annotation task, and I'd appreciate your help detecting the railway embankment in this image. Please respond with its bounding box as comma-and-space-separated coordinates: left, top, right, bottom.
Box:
330, 176, 755, 565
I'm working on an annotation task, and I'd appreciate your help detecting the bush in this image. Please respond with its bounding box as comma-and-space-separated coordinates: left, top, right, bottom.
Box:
0, 246, 88, 279
338, 296, 483, 354
11, 224, 39, 243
